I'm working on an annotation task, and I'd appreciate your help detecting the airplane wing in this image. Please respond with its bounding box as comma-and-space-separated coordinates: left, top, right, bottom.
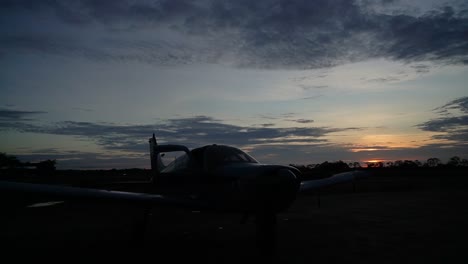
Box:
299, 170, 370, 192
0, 180, 210, 210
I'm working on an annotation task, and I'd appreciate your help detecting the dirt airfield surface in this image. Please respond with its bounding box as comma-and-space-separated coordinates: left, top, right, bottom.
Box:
1, 172, 467, 263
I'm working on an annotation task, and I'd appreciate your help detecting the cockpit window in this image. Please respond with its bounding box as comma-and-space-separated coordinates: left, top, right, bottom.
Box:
222, 149, 257, 163
205, 145, 257, 170
160, 145, 257, 173
160, 153, 189, 173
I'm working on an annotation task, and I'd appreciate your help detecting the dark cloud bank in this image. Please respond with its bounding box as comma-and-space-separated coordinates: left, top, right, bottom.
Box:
1, 115, 358, 152
1, 0, 467, 68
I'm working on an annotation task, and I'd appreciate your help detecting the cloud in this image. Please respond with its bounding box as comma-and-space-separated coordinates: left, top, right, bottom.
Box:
300, 95, 323, 100
259, 123, 275, 127
419, 116, 468, 133
0, 34, 198, 65
347, 145, 392, 152
364, 76, 402, 83
257, 114, 279, 120
379, 6, 468, 65
0, 108, 46, 122
299, 84, 328, 90
1, 115, 360, 153
418, 97, 468, 144
410, 64, 431, 73
1, 0, 467, 69
288, 119, 315, 124
435, 96, 468, 114
0, 34, 111, 60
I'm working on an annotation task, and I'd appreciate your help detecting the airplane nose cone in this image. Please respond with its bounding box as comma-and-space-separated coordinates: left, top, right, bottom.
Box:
255, 168, 300, 212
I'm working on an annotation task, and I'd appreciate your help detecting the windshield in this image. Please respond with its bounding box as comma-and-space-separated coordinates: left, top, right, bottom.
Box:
160, 145, 258, 173
205, 145, 257, 170
221, 148, 257, 163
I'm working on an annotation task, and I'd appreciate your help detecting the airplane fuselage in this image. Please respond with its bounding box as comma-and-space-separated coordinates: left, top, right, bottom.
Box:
155, 163, 300, 213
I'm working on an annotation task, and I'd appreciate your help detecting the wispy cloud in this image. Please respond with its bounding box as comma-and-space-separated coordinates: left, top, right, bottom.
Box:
410, 64, 432, 74
0, 108, 46, 122
418, 97, 468, 144
299, 84, 328, 90
259, 123, 275, 127
435, 96, 468, 114
364, 76, 403, 83
288, 119, 315, 124
300, 95, 323, 100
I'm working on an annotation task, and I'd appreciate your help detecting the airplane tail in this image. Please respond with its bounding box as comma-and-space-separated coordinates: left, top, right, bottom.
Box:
149, 133, 165, 185
148, 134, 191, 186
149, 133, 158, 172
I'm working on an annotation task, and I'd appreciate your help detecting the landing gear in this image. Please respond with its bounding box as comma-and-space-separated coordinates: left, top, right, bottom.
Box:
256, 210, 277, 257
132, 205, 152, 246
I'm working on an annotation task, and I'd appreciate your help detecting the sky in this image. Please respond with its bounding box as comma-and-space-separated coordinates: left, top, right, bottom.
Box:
1, 0, 467, 169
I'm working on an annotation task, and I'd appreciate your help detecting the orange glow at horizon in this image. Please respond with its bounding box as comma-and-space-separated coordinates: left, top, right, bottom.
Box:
356, 133, 442, 149
365, 159, 385, 163
333, 131, 446, 155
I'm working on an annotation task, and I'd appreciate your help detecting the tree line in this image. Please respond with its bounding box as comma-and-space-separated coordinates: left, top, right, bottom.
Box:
364, 156, 468, 168
290, 156, 468, 173
0, 152, 56, 171
2, 152, 467, 173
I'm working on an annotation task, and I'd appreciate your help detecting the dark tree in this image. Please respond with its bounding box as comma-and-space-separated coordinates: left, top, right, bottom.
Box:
426, 158, 441, 167
0, 153, 21, 169
448, 156, 461, 167
461, 159, 468, 167
403, 160, 419, 168
316, 160, 350, 172
392, 160, 419, 168
367, 162, 383, 168
36, 159, 56, 171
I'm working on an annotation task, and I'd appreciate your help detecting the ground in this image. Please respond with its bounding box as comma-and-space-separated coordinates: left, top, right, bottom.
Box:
1, 171, 467, 263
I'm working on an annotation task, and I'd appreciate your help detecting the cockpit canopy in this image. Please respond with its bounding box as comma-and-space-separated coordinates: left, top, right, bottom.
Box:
161, 145, 257, 173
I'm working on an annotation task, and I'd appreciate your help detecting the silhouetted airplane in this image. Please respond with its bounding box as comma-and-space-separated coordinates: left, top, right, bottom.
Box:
0, 134, 369, 254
